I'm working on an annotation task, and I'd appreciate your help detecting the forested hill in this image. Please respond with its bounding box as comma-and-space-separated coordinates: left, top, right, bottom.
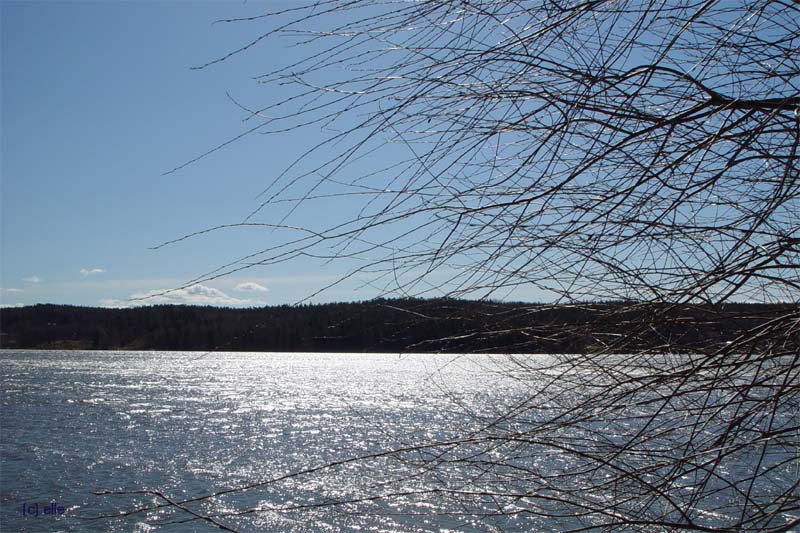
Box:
1, 299, 794, 354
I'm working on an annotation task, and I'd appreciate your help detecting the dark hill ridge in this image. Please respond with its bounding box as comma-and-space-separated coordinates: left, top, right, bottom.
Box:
0, 299, 796, 354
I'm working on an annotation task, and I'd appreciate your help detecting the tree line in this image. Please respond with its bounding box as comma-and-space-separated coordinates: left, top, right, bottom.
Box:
1, 298, 792, 354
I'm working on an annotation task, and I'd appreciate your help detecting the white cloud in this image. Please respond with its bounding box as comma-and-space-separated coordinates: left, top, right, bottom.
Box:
98, 299, 130, 309
0, 288, 23, 293
80, 268, 106, 276
234, 282, 269, 293
22, 276, 43, 283
0, 303, 25, 308
130, 284, 265, 307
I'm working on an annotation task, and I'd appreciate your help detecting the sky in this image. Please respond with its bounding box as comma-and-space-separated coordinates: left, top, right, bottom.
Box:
2, 2, 787, 310
1, 0, 403, 308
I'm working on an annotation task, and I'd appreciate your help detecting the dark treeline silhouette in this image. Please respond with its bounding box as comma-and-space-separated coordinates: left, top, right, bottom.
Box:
1, 299, 792, 353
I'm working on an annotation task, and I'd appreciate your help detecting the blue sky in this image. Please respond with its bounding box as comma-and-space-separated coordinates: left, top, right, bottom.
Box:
1, 0, 390, 308
2, 0, 565, 309
3, 2, 784, 309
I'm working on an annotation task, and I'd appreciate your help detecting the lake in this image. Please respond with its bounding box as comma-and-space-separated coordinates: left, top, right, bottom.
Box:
2, 350, 797, 532
1, 350, 547, 532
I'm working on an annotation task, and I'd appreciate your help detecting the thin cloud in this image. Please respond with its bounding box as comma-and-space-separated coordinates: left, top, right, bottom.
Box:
22, 276, 43, 283
130, 284, 265, 307
98, 299, 130, 309
0, 303, 25, 308
234, 282, 269, 293
80, 268, 106, 276
1, 288, 23, 293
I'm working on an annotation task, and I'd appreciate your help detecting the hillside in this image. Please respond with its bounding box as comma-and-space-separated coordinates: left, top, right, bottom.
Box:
1, 299, 795, 353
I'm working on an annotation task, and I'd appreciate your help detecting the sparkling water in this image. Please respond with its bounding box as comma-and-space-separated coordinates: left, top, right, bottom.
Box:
1, 350, 538, 532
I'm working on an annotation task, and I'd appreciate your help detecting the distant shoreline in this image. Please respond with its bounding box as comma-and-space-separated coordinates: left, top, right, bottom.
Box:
1, 298, 794, 354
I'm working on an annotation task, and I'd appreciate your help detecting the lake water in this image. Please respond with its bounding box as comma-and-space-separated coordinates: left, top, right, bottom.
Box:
1, 350, 546, 532
2, 350, 797, 532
